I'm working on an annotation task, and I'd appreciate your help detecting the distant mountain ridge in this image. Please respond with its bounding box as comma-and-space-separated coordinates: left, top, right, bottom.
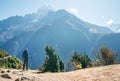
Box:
0, 7, 119, 69
107, 24, 120, 33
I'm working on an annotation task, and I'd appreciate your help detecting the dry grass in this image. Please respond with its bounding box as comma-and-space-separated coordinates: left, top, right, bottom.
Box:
0, 64, 120, 81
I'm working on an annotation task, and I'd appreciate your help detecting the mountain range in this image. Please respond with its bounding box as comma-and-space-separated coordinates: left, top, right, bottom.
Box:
0, 7, 119, 69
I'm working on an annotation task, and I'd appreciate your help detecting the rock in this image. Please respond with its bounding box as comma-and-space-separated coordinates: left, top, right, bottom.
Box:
13, 70, 23, 75
7, 69, 11, 73
21, 77, 30, 80
1, 70, 5, 73
21, 76, 36, 81
1, 73, 12, 79
15, 78, 20, 81
14, 76, 36, 81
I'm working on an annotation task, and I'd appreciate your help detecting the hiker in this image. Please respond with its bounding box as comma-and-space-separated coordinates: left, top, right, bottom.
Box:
22, 48, 29, 70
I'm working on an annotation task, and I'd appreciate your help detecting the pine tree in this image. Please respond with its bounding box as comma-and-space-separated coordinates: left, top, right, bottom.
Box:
43, 45, 64, 72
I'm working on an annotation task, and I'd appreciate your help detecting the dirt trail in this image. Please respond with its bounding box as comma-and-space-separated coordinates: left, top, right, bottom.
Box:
0, 64, 120, 81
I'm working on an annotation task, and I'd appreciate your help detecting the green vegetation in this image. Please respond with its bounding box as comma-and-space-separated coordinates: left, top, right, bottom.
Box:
41, 45, 64, 72
0, 49, 9, 58
0, 45, 119, 71
71, 51, 92, 69
0, 49, 23, 69
94, 46, 118, 66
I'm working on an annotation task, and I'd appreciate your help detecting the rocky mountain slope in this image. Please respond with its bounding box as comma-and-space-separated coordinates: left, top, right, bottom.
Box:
0, 64, 120, 81
0, 7, 115, 69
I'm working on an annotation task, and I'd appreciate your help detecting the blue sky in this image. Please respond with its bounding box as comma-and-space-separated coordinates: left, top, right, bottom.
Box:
0, 0, 120, 26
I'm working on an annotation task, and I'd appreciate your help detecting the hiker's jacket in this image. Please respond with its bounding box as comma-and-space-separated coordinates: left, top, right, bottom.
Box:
22, 51, 28, 59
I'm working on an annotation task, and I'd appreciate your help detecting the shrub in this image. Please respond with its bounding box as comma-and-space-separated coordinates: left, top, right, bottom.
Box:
94, 46, 118, 66
71, 51, 92, 69
0, 49, 9, 58
72, 62, 82, 70
0, 49, 23, 69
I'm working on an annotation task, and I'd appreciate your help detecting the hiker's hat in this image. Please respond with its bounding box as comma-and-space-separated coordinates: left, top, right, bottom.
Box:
25, 48, 28, 51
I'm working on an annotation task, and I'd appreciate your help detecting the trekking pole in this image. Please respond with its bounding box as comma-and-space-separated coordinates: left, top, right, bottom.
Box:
29, 56, 32, 69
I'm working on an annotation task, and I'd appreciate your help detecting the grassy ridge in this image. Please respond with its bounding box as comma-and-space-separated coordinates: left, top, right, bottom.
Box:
0, 49, 23, 69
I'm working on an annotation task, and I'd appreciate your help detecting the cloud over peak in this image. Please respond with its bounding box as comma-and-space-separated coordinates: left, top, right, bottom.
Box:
68, 8, 79, 17
107, 19, 113, 25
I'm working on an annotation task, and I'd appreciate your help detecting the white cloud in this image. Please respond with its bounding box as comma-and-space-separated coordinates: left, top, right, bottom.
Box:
118, 29, 120, 32
68, 8, 79, 16
106, 19, 113, 25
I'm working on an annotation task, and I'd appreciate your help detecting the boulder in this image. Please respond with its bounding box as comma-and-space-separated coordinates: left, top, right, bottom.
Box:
1, 73, 12, 79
